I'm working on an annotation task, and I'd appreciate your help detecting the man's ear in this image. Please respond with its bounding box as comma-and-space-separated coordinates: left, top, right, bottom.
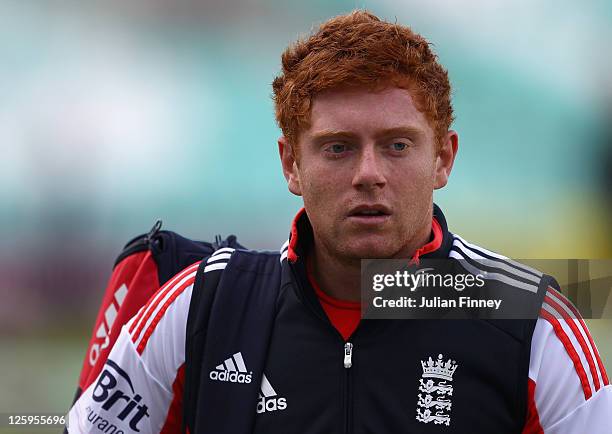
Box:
278, 136, 303, 196
434, 130, 459, 190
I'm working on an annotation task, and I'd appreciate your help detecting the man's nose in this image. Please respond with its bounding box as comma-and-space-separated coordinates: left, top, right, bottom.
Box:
351, 146, 386, 190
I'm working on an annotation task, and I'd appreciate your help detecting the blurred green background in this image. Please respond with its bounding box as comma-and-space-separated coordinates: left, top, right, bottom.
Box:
0, 0, 611, 427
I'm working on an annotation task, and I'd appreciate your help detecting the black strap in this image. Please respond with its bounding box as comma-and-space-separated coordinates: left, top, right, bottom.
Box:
183, 258, 218, 433
183, 249, 281, 434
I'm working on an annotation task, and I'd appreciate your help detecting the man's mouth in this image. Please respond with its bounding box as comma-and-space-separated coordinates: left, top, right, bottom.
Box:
347, 205, 392, 223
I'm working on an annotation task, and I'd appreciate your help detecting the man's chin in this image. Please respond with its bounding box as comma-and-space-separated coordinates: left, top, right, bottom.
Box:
341, 243, 398, 260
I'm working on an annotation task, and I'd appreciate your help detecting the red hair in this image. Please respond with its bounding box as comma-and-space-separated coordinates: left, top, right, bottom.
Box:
272, 10, 454, 152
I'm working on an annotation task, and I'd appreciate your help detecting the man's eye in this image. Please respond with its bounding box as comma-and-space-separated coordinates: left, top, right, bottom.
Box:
391, 142, 408, 151
327, 143, 347, 154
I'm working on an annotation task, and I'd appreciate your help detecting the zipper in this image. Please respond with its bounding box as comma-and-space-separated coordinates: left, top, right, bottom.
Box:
343, 341, 353, 433
114, 219, 163, 268
288, 262, 356, 432
344, 342, 353, 368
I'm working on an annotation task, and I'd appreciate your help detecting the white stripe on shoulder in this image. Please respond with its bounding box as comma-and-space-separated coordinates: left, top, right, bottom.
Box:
449, 250, 538, 293
204, 248, 236, 272
212, 247, 235, 256
452, 240, 541, 285
280, 239, 289, 254
129, 262, 200, 336
132, 270, 198, 345
543, 288, 607, 391
139, 283, 194, 379
207, 253, 232, 263
541, 302, 598, 395
453, 235, 542, 277
544, 289, 578, 319
528, 317, 587, 427
204, 262, 228, 273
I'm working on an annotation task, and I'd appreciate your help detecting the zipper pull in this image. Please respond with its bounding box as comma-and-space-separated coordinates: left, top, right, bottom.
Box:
144, 219, 162, 245
344, 342, 353, 369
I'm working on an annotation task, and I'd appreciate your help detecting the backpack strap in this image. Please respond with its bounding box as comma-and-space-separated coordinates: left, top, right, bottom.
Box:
183, 249, 282, 434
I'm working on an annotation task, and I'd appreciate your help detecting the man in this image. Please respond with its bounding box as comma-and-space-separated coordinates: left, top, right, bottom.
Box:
68, 10, 611, 433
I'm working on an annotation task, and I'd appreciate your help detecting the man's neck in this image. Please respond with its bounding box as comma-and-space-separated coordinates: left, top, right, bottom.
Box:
309, 224, 432, 302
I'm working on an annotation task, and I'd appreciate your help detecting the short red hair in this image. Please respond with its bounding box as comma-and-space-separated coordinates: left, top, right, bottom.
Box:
272, 10, 454, 152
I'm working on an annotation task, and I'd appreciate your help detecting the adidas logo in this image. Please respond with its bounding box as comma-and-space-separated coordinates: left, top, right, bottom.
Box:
209, 352, 288, 413
209, 352, 253, 384
257, 373, 287, 414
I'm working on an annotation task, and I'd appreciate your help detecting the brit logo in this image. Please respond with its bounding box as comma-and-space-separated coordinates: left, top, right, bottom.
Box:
416, 354, 458, 426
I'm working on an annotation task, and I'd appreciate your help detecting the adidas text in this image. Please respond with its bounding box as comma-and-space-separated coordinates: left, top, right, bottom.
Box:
209, 352, 253, 384
257, 397, 287, 414
209, 370, 253, 383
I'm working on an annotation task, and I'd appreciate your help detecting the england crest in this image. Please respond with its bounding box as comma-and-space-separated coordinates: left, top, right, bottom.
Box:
416, 354, 458, 426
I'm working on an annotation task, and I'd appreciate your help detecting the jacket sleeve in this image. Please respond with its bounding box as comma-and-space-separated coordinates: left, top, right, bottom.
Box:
522, 285, 612, 434
67, 261, 201, 434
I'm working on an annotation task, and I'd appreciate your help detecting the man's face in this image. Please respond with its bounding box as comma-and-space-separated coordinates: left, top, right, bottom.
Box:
279, 86, 457, 262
